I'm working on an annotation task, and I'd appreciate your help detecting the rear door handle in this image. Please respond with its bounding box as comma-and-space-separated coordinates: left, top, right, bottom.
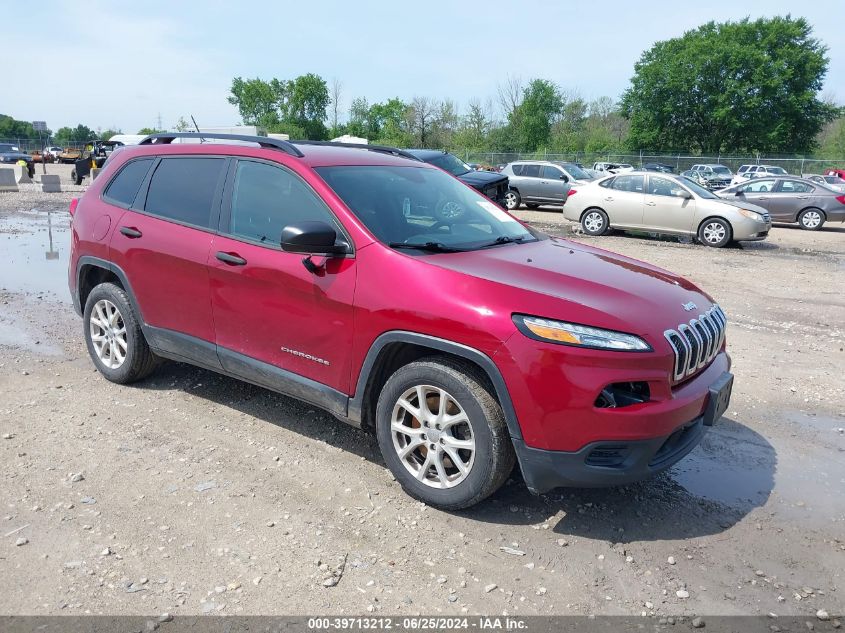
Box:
797, 196, 810, 199
604, 197, 614, 201
216, 251, 247, 266
757, 197, 768, 200
119, 226, 142, 238
645, 201, 656, 206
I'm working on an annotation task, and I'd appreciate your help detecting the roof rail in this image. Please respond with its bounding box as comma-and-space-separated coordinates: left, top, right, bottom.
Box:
139, 133, 304, 158
290, 140, 423, 162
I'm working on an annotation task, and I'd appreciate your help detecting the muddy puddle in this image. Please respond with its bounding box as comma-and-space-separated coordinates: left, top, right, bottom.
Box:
0, 210, 71, 302
670, 414, 845, 527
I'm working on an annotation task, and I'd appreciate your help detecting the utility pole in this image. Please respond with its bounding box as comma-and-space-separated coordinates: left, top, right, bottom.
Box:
33, 121, 48, 175
156, 112, 163, 131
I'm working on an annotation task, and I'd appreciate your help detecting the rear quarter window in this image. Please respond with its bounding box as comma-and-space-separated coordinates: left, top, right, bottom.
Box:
143, 157, 226, 229
103, 158, 154, 207
511, 164, 524, 176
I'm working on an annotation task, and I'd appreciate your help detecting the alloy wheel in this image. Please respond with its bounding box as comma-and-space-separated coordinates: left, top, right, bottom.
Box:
702, 222, 726, 244
504, 191, 518, 210
391, 385, 475, 488
89, 299, 127, 369
801, 211, 822, 229
584, 211, 604, 233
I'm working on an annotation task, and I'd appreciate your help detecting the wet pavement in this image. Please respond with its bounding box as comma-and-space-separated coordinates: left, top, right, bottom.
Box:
0, 209, 71, 302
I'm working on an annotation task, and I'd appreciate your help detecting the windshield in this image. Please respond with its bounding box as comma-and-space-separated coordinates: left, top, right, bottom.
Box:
712, 166, 732, 175
560, 163, 591, 180
427, 153, 472, 176
0, 144, 18, 153
315, 165, 537, 252
680, 177, 718, 199
825, 176, 845, 184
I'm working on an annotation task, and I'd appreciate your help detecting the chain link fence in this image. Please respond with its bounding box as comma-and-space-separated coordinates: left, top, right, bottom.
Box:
0, 138, 87, 152
462, 150, 844, 176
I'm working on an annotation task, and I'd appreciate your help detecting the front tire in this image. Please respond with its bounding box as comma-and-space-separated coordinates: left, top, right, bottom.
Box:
375, 357, 515, 510
698, 218, 732, 247
581, 208, 609, 235
503, 190, 520, 211
83, 283, 157, 384
798, 208, 825, 230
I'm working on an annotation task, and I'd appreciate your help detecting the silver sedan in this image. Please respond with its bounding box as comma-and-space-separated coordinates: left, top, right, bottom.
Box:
717, 177, 845, 230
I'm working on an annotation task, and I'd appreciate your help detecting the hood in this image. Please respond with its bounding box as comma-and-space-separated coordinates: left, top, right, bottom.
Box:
713, 195, 770, 214
1, 151, 32, 161
458, 169, 508, 189
424, 237, 713, 334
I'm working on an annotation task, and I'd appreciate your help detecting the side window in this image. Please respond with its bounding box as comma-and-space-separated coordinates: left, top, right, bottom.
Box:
598, 177, 615, 189
647, 176, 686, 197
739, 179, 775, 193
229, 160, 339, 246
103, 158, 154, 206
522, 164, 541, 177
511, 164, 524, 176
542, 165, 563, 180
610, 175, 645, 193
144, 158, 226, 228
779, 180, 814, 194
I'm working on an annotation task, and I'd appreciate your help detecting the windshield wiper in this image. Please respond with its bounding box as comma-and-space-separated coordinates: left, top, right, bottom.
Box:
477, 235, 528, 249
388, 241, 467, 253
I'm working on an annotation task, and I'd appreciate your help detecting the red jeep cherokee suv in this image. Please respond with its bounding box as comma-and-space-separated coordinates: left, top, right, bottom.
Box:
69, 133, 733, 510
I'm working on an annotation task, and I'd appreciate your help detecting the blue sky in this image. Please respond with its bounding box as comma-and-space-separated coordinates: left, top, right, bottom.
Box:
6, 0, 843, 134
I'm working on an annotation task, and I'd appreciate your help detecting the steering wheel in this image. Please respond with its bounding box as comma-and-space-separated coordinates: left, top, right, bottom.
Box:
434, 199, 466, 222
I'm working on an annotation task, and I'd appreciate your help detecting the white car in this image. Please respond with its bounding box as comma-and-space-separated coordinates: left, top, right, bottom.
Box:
803, 174, 845, 192
592, 162, 634, 174
43, 146, 63, 161
730, 164, 788, 185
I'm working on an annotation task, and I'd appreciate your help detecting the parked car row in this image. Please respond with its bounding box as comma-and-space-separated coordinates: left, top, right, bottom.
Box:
0, 143, 35, 177
561, 169, 845, 247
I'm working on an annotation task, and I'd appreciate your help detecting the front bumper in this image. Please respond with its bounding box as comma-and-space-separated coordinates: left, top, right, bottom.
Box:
514, 371, 732, 493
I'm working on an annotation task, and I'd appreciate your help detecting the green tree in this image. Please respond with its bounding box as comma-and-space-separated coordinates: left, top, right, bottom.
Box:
137, 127, 164, 135
54, 124, 95, 145
0, 115, 48, 139
510, 79, 564, 151
621, 16, 838, 153
228, 74, 329, 139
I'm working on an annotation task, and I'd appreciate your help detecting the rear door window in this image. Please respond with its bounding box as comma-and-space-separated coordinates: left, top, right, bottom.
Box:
510, 164, 524, 176
777, 180, 814, 194
103, 158, 154, 207
143, 157, 226, 229
610, 175, 644, 193
738, 179, 776, 193
521, 164, 541, 177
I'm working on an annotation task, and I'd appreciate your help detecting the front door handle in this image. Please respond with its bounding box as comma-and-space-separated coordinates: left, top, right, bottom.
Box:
757, 196, 768, 200
797, 196, 810, 199
119, 226, 142, 238
604, 196, 614, 201
645, 201, 656, 206
216, 251, 247, 266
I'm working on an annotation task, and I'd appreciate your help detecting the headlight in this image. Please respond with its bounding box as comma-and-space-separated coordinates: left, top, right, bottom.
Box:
513, 315, 652, 351
737, 209, 763, 221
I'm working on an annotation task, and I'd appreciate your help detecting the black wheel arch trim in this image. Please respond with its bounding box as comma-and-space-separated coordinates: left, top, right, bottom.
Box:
348, 331, 523, 441
74, 256, 145, 320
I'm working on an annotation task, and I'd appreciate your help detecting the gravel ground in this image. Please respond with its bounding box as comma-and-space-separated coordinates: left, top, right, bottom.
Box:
0, 189, 843, 619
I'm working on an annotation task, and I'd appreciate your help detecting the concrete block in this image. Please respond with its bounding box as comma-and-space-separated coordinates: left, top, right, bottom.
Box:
39, 174, 61, 193
91, 167, 101, 180
14, 164, 32, 184
0, 168, 19, 192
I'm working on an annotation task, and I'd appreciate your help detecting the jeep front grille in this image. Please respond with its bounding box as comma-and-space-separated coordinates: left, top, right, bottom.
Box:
664, 306, 726, 382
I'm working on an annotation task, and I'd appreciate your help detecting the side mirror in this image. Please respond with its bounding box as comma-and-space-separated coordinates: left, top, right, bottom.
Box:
560, 174, 569, 182
281, 221, 348, 255
734, 190, 743, 196
681, 191, 693, 199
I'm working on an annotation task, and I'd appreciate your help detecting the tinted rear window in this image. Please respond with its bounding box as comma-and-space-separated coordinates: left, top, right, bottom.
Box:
511, 164, 523, 175
522, 164, 541, 177
144, 158, 225, 228
103, 158, 153, 206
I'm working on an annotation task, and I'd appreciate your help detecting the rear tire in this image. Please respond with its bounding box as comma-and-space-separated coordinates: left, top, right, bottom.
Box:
698, 217, 732, 247
798, 208, 825, 230
503, 190, 520, 211
83, 282, 157, 384
581, 208, 609, 236
375, 357, 515, 510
